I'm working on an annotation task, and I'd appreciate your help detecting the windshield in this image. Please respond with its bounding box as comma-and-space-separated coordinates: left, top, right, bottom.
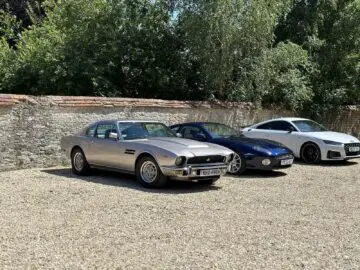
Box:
203, 123, 241, 138
292, 120, 328, 132
118, 122, 175, 140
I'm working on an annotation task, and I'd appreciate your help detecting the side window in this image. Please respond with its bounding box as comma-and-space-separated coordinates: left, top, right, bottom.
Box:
95, 124, 118, 140
86, 125, 96, 137
271, 121, 296, 131
256, 122, 273, 130
181, 126, 206, 139
170, 125, 180, 133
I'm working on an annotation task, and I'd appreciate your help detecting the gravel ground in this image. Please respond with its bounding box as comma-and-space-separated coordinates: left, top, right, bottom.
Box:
0, 161, 359, 269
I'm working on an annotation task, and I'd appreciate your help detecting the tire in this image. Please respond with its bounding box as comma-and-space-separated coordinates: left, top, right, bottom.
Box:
71, 148, 91, 175
135, 156, 168, 188
228, 152, 246, 175
301, 142, 321, 164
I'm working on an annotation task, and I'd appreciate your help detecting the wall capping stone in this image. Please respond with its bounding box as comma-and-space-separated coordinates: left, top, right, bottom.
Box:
0, 94, 256, 109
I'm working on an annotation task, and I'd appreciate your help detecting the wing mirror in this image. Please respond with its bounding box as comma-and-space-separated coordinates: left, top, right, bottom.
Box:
195, 133, 207, 141
109, 132, 118, 141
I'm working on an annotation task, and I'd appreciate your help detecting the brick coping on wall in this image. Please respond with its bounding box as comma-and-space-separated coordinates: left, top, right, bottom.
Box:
0, 94, 258, 109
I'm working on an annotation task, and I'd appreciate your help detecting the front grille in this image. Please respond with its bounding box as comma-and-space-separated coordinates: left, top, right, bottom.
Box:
344, 143, 360, 156
187, 155, 225, 165
276, 154, 294, 160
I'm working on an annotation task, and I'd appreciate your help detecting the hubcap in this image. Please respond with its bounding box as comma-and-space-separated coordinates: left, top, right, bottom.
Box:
74, 152, 85, 171
229, 153, 242, 173
303, 145, 319, 163
140, 161, 158, 183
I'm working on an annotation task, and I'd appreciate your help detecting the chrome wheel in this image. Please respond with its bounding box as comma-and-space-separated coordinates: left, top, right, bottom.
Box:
140, 161, 158, 183
229, 153, 242, 173
73, 152, 85, 171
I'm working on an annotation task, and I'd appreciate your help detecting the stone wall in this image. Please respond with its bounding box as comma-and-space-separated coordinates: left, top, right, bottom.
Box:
0, 94, 359, 171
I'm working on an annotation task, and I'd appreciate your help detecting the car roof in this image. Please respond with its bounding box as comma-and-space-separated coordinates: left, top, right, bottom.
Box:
251, 117, 309, 126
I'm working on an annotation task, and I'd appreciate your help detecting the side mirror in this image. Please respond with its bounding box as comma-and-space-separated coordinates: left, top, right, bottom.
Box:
176, 133, 183, 138
109, 132, 118, 141
195, 133, 207, 141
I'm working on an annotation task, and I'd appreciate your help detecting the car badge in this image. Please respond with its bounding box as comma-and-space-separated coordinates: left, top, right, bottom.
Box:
206, 158, 211, 162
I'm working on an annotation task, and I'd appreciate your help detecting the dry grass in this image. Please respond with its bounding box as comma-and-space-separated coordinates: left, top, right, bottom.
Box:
0, 161, 359, 269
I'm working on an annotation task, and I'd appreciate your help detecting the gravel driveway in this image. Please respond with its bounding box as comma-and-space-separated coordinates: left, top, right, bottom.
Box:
1, 161, 359, 269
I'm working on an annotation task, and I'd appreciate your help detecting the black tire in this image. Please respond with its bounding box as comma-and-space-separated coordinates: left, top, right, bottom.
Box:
301, 142, 321, 164
228, 151, 246, 175
135, 156, 168, 188
71, 148, 91, 175
200, 177, 220, 185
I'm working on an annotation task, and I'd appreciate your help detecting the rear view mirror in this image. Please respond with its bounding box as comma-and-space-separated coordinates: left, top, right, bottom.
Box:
109, 132, 118, 141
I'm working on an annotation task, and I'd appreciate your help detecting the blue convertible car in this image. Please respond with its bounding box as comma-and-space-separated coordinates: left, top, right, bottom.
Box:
170, 122, 294, 174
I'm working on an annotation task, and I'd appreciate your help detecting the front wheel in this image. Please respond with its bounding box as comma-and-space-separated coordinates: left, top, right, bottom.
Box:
228, 152, 246, 175
301, 143, 321, 164
135, 156, 168, 188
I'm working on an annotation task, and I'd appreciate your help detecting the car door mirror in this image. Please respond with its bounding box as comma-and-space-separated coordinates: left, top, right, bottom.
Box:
109, 132, 118, 141
195, 133, 207, 141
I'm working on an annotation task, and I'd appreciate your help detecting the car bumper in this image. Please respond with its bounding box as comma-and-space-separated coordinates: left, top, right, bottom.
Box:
321, 144, 360, 161
160, 164, 229, 181
245, 154, 294, 170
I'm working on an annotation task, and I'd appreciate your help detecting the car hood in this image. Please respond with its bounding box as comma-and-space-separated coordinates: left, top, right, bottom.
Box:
133, 137, 233, 156
304, 131, 360, 143
212, 136, 292, 155
213, 136, 287, 149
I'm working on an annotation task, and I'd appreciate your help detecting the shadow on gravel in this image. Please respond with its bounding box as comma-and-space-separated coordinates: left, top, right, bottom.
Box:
41, 168, 222, 194
294, 159, 359, 167
233, 170, 287, 179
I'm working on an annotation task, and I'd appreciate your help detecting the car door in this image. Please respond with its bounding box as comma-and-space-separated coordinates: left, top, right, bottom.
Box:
245, 122, 274, 139
91, 123, 126, 169
265, 121, 297, 149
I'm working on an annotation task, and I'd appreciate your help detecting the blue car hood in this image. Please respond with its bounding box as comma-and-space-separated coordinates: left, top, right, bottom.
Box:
211, 136, 292, 156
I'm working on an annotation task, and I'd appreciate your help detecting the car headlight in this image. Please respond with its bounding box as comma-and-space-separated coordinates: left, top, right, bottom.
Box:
175, 156, 186, 166
323, 140, 343, 146
253, 145, 272, 155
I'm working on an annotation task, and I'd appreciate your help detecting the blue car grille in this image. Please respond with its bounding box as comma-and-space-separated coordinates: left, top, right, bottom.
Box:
276, 154, 294, 160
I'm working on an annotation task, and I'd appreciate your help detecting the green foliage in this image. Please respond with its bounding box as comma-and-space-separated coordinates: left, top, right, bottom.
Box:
0, 0, 359, 112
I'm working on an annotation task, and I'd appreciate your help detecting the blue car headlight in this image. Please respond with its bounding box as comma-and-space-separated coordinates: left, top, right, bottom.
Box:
323, 140, 343, 146
253, 145, 272, 155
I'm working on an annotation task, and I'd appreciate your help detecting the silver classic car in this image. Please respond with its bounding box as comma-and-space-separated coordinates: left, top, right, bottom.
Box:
61, 120, 234, 188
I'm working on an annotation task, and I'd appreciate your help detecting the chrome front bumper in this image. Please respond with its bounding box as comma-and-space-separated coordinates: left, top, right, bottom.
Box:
160, 164, 229, 181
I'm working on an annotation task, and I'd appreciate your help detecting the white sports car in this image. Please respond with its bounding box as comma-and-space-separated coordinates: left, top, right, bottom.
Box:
242, 118, 360, 163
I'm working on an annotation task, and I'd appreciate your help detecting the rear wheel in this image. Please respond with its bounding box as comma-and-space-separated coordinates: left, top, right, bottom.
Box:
71, 148, 91, 175
135, 156, 168, 188
301, 143, 321, 164
228, 152, 246, 175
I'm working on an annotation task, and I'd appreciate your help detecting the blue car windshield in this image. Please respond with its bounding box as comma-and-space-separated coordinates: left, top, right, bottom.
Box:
118, 122, 174, 140
203, 123, 242, 138
292, 120, 328, 132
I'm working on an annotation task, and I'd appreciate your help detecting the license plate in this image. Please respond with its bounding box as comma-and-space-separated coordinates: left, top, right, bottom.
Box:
281, 159, 293, 166
349, 147, 360, 152
200, 169, 221, 176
